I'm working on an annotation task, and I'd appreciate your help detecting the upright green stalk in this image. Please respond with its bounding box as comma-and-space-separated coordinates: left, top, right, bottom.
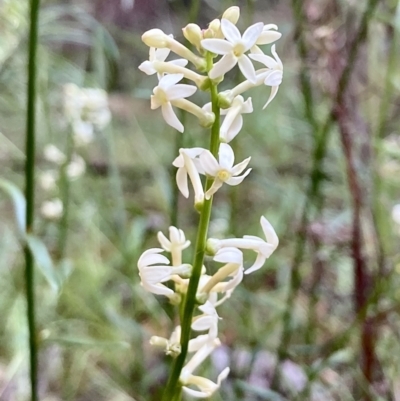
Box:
24, 0, 41, 400
162, 67, 220, 401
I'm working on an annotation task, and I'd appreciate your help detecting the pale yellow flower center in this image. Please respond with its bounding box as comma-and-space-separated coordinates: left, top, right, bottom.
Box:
154, 87, 169, 104
217, 169, 231, 181
233, 42, 246, 57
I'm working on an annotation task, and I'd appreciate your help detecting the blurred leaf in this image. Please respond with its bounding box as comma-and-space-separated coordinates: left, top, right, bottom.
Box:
26, 234, 59, 292
235, 380, 288, 401
0, 178, 26, 234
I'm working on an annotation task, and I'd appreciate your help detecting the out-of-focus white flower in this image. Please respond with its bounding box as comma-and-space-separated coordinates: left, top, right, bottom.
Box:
151, 74, 197, 132
392, 204, 400, 225
249, 45, 283, 109
157, 226, 191, 266
207, 216, 279, 274
40, 198, 63, 220
201, 19, 263, 83
199, 143, 251, 199
137, 248, 191, 298
66, 154, 86, 180
39, 170, 58, 191
203, 96, 253, 143
72, 120, 95, 146
173, 148, 205, 206
180, 338, 229, 399
44, 144, 66, 165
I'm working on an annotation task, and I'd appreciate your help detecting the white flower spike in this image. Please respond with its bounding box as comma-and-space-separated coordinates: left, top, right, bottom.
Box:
137, 248, 191, 297
151, 74, 197, 132
199, 143, 251, 199
207, 216, 279, 274
157, 226, 191, 266
249, 45, 283, 109
201, 19, 263, 83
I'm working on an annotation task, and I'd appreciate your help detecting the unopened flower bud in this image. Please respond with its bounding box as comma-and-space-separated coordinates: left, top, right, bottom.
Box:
183, 23, 202, 49
222, 6, 240, 24
196, 292, 208, 305
199, 111, 215, 128
142, 29, 168, 48
204, 19, 223, 39
218, 91, 235, 109
205, 238, 221, 256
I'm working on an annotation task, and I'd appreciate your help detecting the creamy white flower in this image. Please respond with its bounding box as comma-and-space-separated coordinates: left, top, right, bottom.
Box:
66, 154, 86, 180
150, 325, 182, 357
180, 338, 229, 399
203, 96, 253, 143
192, 301, 220, 340
137, 248, 191, 297
173, 148, 205, 206
151, 74, 197, 133
199, 143, 251, 199
72, 120, 94, 146
200, 247, 244, 302
44, 144, 66, 165
39, 170, 58, 191
139, 38, 188, 78
201, 19, 263, 83
40, 198, 63, 220
207, 216, 279, 274
157, 226, 191, 266
249, 45, 283, 109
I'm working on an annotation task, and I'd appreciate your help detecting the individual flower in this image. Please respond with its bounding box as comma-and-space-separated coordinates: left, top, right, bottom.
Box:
199, 143, 251, 199
43, 144, 66, 165
207, 216, 279, 274
180, 338, 230, 399
40, 198, 63, 220
173, 148, 205, 206
151, 74, 197, 132
157, 226, 191, 266
201, 19, 264, 83
137, 248, 191, 298
66, 154, 86, 180
199, 247, 244, 304
72, 120, 95, 146
191, 301, 220, 340
203, 96, 253, 143
249, 45, 283, 109
150, 325, 182, 357
138, 37, 189, 78
39, 170, 58, 191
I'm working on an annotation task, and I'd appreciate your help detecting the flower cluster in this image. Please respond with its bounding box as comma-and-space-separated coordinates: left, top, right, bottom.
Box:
138, 6, 281, 399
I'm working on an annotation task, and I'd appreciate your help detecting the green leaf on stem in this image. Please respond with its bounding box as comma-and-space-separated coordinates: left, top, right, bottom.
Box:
0, 178, 26, 234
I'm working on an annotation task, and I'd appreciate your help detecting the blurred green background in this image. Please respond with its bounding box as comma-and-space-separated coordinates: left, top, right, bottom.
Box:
1, 0, 400, 400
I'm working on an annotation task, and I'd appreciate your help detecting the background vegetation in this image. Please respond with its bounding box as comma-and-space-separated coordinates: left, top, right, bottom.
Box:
1, 0, 400, 400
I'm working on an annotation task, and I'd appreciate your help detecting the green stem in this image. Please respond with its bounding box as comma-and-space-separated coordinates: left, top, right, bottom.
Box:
24, 0, 41, 400
162, 77, 220, 401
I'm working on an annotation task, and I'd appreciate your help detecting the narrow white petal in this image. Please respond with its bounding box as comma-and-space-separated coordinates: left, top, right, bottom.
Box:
157, 231, 171, 251
264, 70, 283, 86
169, 226, 180, 243
159, 73, 184, 89
142, 281, 174, 296
205, 179, 223, 199
221, 19, 241, 43
162, 103, 184, 132
201, 39, 233, 55
138, 60, 156, 75
249, 53, 277, 69
209, 53, 237, 79
182, 386, 209, 398
262, 86, 279, 109
188, 335, 209, 352
231, 156, 251, 175
242, 97, 253, 113
244, 253, 266, 274
170, 58, 189, 67
172, 154, 184, 168
226, 168, 252, 186
140, 266, 173, 283
166, 84, 197, 100
260, 216, 279, 248
218, 143, 235, 170
176, 167, 189, 198
213, 247, 243, 264
150, 95, 161, 110
271, 44, 283, 68
223, 115, 242, 143
192, 316, 214, 331
155, 47, 170, 61
256, 30, 282, 45
242, 22, 264, 50
238, 55, 257, 83
199, 150, 220, 176
202, 102, 212, 113
224, 268, 243, 291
